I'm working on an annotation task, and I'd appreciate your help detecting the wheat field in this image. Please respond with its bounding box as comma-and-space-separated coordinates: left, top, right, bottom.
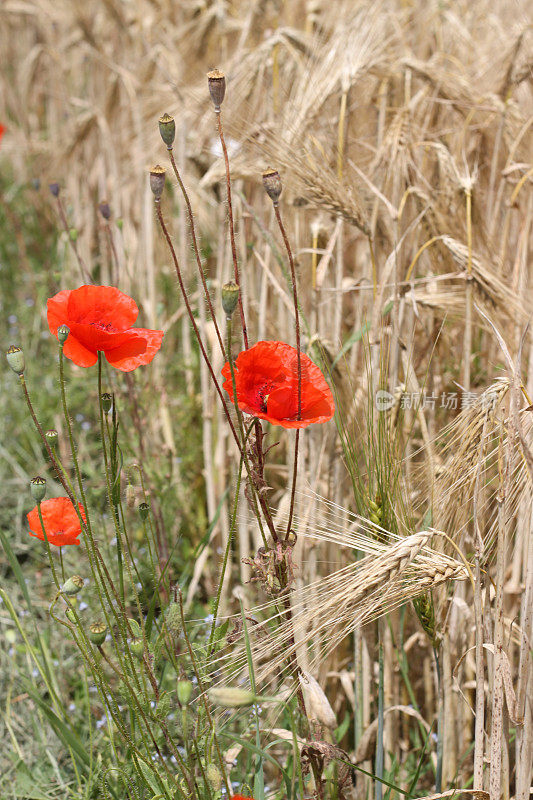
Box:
0, 0, 532, 798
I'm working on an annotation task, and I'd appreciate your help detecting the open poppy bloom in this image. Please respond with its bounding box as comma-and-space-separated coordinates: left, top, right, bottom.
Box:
0, 124, 5, 145
222, 340, 335, 428
47, 285, 164, 371
27, 498, 86, 547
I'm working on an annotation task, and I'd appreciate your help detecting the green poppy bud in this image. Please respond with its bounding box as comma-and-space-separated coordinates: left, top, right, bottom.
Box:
57, 325, 70, 345
206, 764, 223, 791
177, 679, 193, 706
6, 345, 25, 375
130, 637, 144, 659
158, 113, 176, 149
30, 476, 47, 503
66, 607, 77, 624
62, 575, 84, 596
208, 686, 255, 708
89, 622, 107, 646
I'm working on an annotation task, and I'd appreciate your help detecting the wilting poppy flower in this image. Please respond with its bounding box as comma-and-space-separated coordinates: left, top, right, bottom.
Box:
221, 340, 335, 428
47, 285, 164, 371
27, 497, 86, 547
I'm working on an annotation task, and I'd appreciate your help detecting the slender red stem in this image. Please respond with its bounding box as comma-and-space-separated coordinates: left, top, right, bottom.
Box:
168, 149, 226, 359
274, 205, 301, 537
155, 201, 242, 453
215, 110, 248, 349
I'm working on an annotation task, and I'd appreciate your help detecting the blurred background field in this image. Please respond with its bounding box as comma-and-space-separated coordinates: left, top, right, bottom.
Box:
0, 0, 532, 798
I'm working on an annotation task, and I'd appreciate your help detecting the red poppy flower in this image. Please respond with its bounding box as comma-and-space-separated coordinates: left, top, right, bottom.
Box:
47, 285, 164, 372
221, 340, 335, 428
27, 497, 86, 547
0, 124, 5, 145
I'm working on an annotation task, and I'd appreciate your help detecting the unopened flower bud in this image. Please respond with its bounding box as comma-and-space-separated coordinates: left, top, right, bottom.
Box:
138, 502, 150, 521
149, 165, 166, 200
89, 622, 107, 646
221, 281, 240, 318
206, 764, 223, 791
57, 325, 70, 345
45, 429, 59, 446
158, 113, 176, 149
207, 69, 226, 110
66, 607, 77, 624
30, 476, 47, 503
126, 484, 136, 508
262, 168, 282, 204
62, 575, 84, 596
69, 228, 78, 242
98, 200, 111, 220
177, 679, 193, 706
208, 686, 255, 708
101, 393, 112, 414
6, 345, 25, 375
130, 637, 144, 659
49, 182, 60, 197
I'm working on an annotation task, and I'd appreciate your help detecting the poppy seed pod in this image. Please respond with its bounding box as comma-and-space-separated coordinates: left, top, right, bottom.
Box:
262, 168, 282, 204
138, 501, 150, 521
101, 393, 112, 414
221, 281, 240, 318
66, 607, 77, 624
45, 429, 59, 446
89, 622, 107, 646
30, 476, 47, 503
207, 69, 226, 110
158, 113, 176, 149
62, 575, 84, 596
6, 345, 25, 375
57, 324, 70, 345
149, 165, 166, 200
98, 200, 111, 220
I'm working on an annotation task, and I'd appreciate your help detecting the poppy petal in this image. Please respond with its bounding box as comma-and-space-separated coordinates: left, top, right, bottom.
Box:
221, 340, 334, 428
66, 285, 139, 330
62, 333, 99, 368
27, 498, 85, 547
47, 289, 72, 336
104, 328, 164, 372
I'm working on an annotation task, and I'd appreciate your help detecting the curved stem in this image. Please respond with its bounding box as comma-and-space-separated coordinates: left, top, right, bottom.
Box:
215, 110, 248, 348
155, 201, 242, 453
273, 205, 301, 538
168, 149, 226, 359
